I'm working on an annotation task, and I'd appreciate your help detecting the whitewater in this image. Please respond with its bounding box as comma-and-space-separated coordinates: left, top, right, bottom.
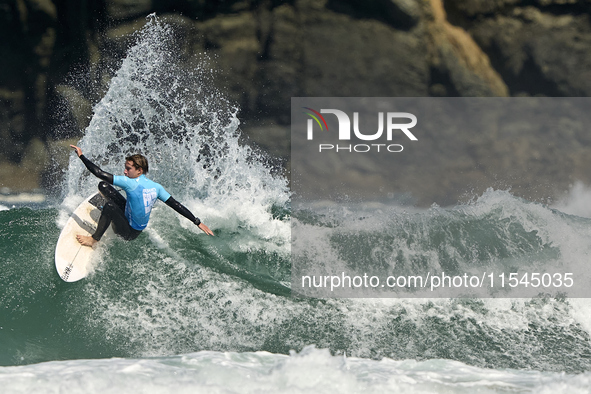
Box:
2, 15, 591, 393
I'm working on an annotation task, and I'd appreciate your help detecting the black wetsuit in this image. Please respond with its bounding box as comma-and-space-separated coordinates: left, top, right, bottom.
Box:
78, 155, 201, 241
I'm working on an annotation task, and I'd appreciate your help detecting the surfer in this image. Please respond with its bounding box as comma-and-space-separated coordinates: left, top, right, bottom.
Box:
70, 145, 214, 247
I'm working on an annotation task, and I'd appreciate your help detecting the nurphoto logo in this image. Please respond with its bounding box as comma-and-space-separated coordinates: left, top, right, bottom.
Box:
303, 107, 418, 153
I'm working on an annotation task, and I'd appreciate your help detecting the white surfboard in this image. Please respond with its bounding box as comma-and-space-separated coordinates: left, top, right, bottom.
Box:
55, 192, 106, 282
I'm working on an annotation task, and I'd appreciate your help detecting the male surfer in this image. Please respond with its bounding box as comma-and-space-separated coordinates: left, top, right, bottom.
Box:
70, 145, 214, 247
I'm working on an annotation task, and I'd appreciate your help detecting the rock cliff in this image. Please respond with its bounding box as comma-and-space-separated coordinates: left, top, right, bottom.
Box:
1, 0, 590, 204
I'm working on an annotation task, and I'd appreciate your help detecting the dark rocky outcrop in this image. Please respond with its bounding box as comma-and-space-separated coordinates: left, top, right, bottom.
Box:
1, 0, 590, 204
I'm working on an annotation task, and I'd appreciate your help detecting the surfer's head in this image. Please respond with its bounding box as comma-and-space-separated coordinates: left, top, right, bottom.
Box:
125, 154, 149, 176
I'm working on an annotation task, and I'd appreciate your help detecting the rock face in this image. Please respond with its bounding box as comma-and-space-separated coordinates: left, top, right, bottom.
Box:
1, 0, 591, 203
446, 0, 591, 96
0, 0, 56, 162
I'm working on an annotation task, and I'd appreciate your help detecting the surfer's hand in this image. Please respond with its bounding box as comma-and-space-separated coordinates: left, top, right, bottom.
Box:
198, 222, 214, 236
70, 145, 83, 157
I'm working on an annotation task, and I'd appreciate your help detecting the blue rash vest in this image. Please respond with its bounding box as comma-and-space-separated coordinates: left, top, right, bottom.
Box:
113, 174, 171, 230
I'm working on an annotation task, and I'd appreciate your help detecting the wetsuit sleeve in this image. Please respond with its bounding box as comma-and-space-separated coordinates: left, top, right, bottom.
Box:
79, 155, 114, 184
165, 197, 201, 225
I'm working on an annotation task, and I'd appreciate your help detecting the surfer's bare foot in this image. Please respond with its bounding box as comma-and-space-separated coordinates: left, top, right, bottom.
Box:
76, 234, 98, 247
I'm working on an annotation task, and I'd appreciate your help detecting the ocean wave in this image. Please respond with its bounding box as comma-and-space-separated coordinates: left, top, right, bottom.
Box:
1, 346, 589, 394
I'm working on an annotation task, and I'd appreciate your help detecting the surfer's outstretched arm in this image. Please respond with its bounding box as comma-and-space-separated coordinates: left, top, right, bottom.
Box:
165, 197, 214, 236
70, 145, 114, 184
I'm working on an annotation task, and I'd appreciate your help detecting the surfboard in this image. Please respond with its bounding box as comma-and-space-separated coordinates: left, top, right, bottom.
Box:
55, 192, 106, 282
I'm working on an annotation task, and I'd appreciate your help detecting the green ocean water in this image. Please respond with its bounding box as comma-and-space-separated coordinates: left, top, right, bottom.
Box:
3, 192, 591, 375
0, 204, 292, 365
